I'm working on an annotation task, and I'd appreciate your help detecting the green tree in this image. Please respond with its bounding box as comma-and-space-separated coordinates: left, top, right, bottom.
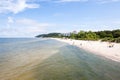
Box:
86, 31, 98, 40
112, 29, 120, 38
97, 31, 106, 38
70, 33, 77, 39
78, 31, 86, 39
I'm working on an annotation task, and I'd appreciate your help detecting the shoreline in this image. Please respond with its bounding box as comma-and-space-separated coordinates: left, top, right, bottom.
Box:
53, 38, 120, 62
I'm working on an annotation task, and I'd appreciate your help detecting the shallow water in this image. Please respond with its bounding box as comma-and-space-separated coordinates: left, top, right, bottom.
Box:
0, 38, 120, 80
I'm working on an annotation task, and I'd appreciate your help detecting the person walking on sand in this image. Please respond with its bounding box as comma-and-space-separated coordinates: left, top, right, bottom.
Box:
80, 43, 82, 46
72, 41, 75, 45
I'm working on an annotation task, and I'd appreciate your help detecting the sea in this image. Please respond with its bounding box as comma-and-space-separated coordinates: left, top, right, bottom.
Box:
0, 38, 120, 80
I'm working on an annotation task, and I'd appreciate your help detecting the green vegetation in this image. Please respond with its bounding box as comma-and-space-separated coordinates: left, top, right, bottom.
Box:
36, 29, 120, 43
36, 33, 63, 38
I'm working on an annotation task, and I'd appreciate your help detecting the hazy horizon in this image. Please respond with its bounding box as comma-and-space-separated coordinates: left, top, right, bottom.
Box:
0, 0, 120, 37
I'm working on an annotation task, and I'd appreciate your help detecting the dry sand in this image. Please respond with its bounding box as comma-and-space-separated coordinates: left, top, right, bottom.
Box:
54, 38, 120, 62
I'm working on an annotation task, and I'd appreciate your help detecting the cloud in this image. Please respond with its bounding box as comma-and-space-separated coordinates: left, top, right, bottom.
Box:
7, 16, 14, 28
8, 17, 14, 23
0, 18, 54, 37
0, 0, 39, 14
15, 18, 52, 32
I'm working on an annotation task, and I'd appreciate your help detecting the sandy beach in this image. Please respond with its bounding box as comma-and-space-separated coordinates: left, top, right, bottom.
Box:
54, 38, 120, 62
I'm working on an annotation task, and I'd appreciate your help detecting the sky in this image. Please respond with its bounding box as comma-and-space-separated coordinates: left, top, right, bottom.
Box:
0, 0, 120, 37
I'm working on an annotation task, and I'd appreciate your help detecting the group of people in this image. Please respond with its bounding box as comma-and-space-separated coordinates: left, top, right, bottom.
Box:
70, 38, 114, 48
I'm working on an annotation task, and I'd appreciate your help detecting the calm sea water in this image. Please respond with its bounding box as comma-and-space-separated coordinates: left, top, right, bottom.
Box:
0, 38, 120, 80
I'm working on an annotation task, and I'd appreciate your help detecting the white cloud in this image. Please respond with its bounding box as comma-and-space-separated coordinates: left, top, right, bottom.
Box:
0, 18, 54, 37
15, 18, 52, 32
0, 0, 118, 14
7, 16, 14, 28
8, 17, 14, 23
0, 0, 39, 14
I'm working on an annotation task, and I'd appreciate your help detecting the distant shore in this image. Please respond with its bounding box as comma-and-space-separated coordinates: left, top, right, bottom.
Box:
53, 38, 120, 62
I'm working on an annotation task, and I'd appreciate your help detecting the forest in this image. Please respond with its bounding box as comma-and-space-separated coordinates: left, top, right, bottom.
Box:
36, 29, 120, 43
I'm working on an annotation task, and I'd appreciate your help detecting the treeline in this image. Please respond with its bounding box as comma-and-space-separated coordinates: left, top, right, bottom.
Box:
36, 29, 120, 43
36, 33, 62, 38
70, 29, 120, 43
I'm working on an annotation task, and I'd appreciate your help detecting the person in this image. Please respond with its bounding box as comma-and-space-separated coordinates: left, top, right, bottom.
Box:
111, 43, 114, 47
80, 43, 82, 46
108, 42, 114, 48
72, 41, 75, 45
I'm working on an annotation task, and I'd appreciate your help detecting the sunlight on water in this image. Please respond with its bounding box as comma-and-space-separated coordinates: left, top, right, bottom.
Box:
0, 38, 120, 80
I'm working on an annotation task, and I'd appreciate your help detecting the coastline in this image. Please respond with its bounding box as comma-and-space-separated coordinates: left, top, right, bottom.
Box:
53, 38, 120, 62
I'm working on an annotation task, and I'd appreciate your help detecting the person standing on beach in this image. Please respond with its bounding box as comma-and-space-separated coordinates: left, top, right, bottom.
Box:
72, 41, 75, 45
80, 43, 82, 46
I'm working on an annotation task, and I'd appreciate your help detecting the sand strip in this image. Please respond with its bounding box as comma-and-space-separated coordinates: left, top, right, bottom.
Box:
53, 38, 120, 62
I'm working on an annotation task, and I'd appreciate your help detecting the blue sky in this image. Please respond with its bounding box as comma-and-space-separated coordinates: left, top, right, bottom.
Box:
0, 0, 120, 37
